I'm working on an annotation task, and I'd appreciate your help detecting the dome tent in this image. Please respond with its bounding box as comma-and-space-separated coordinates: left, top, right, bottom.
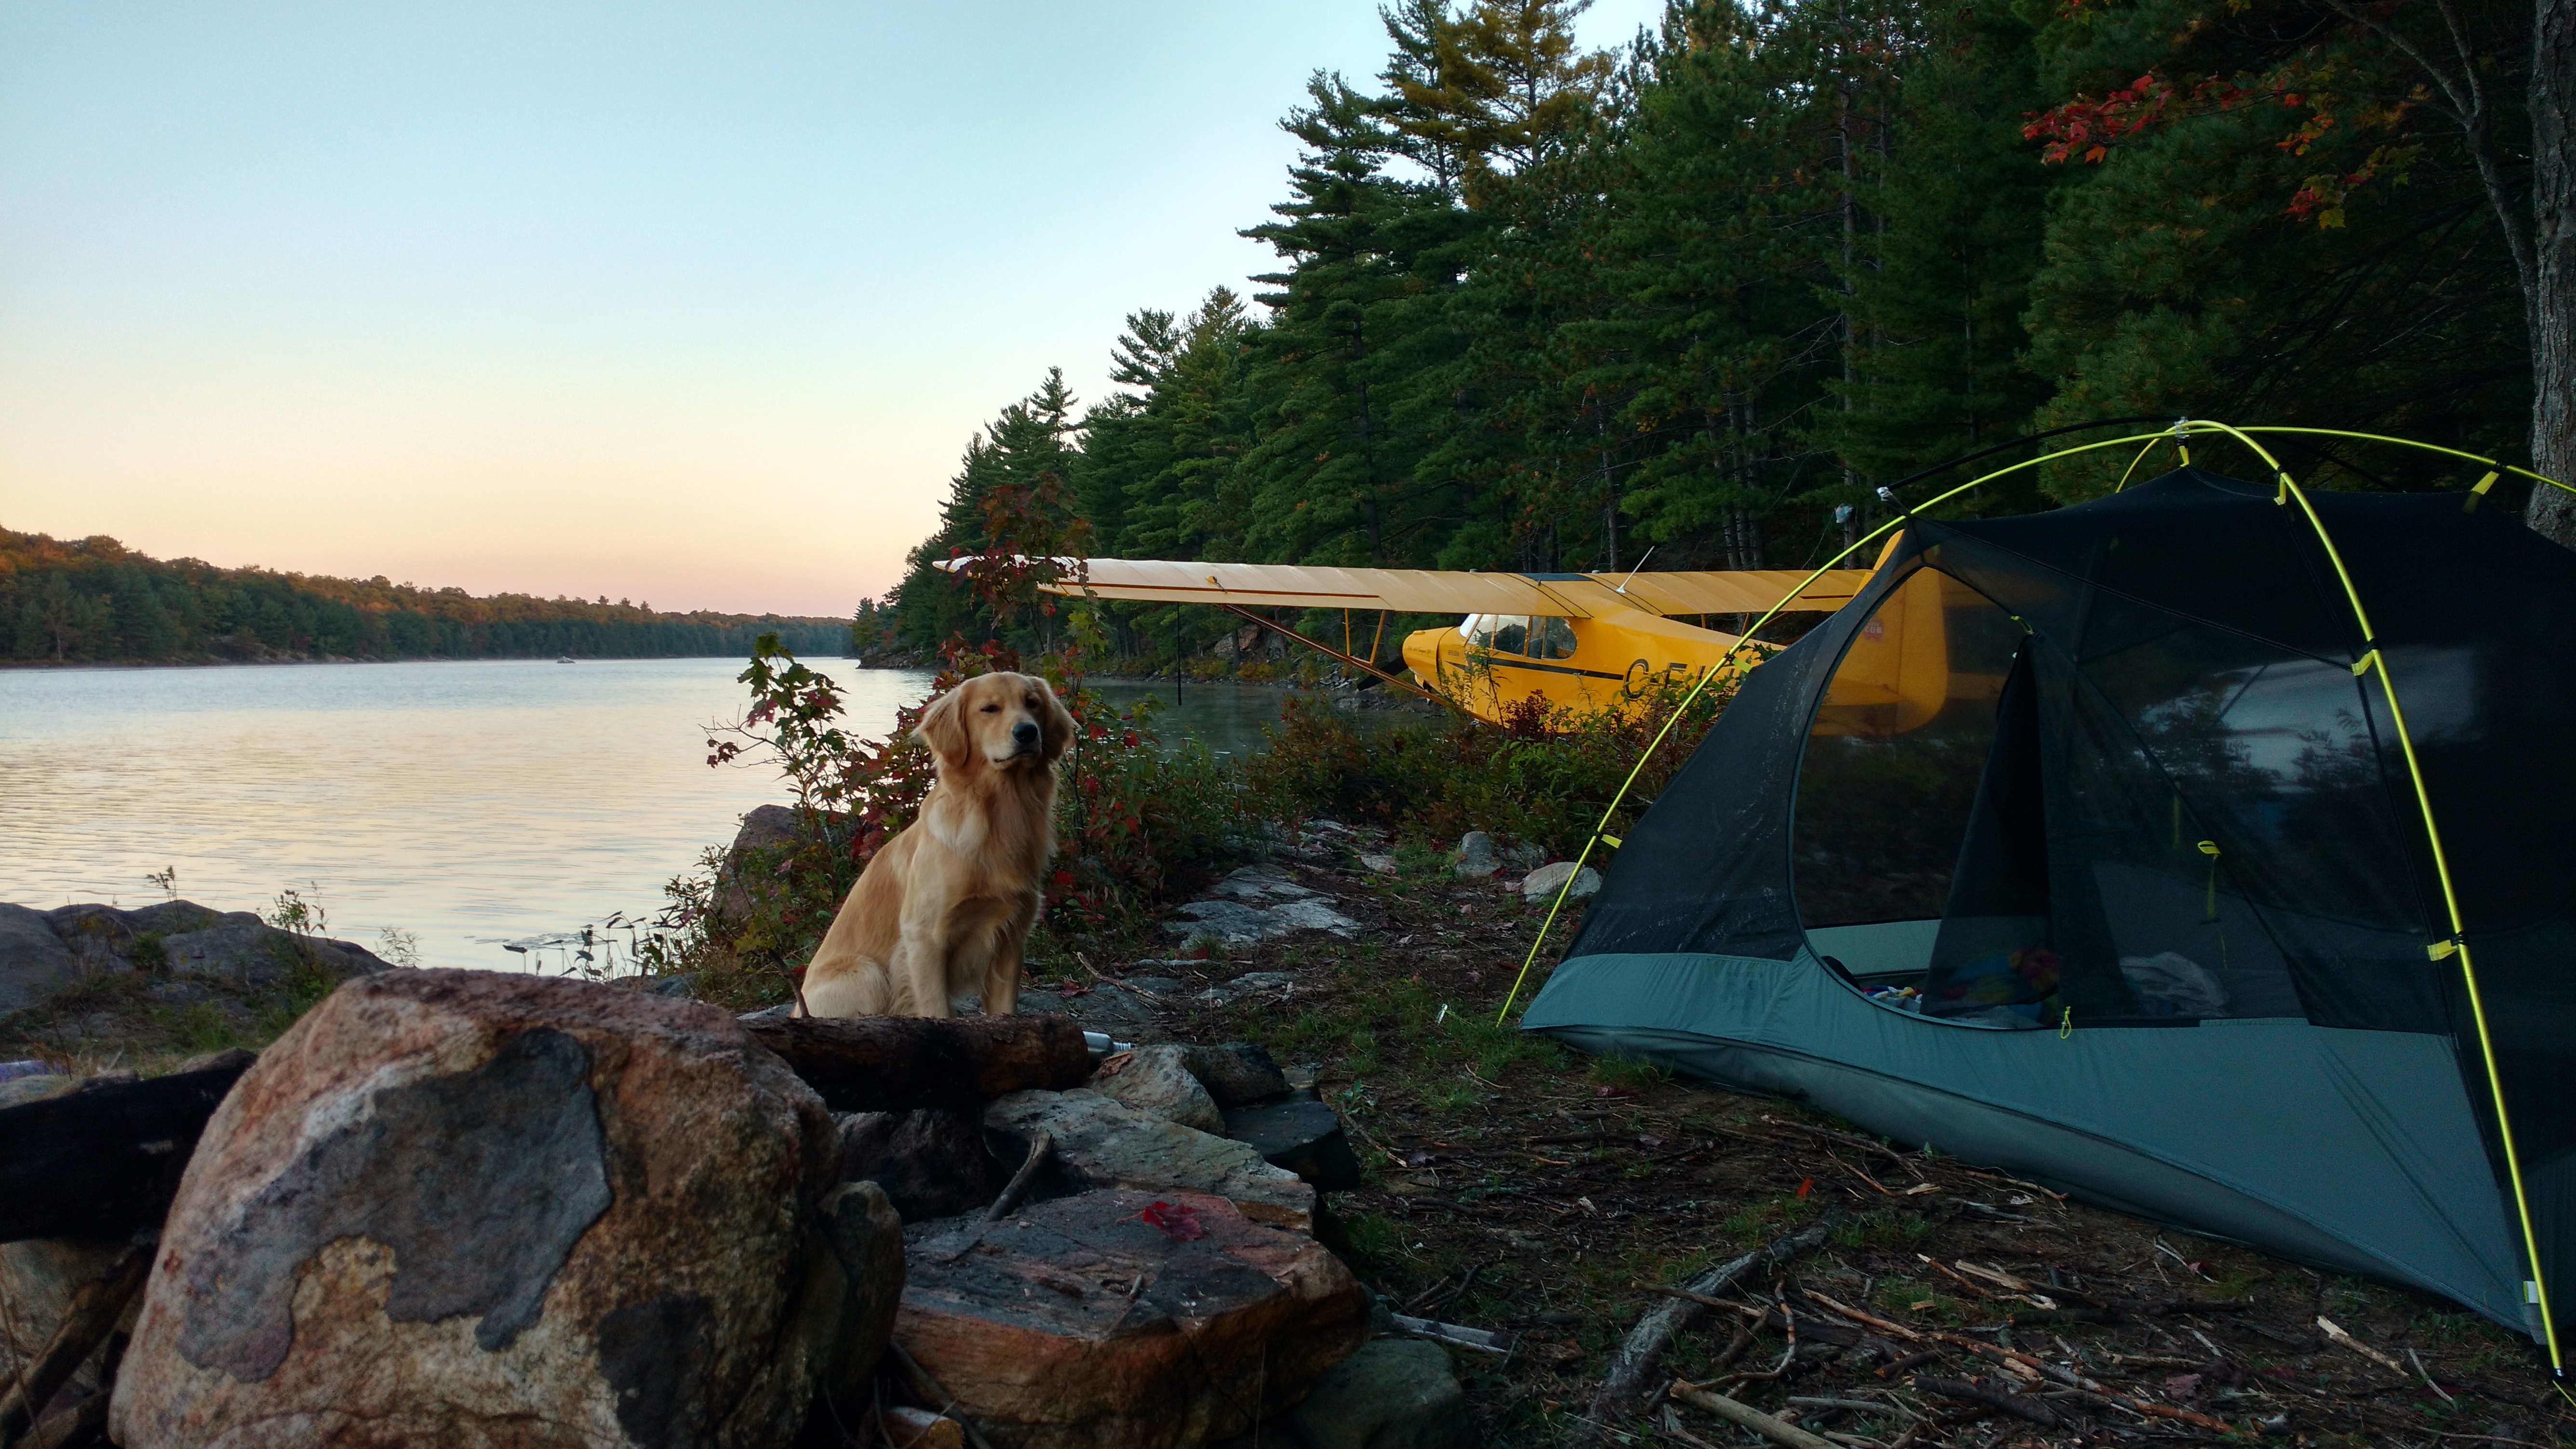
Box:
1518, 447, 2573, 1371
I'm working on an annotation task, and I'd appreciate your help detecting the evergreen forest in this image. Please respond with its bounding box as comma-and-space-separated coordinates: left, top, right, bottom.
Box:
0, 528, 846, 665
889, 0, 2575, 665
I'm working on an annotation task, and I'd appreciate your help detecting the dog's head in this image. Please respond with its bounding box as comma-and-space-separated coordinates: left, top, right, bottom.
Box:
915, 671, 1076, 775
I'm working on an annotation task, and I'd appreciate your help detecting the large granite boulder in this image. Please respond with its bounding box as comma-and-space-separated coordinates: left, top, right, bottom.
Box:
896, 1189, 1369, 1449
0, 904, 79, 1014
984, 1089, 1316, 1234
109, 970, 887, 1449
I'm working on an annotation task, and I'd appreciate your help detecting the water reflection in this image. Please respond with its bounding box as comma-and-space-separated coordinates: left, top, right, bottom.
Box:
0, 659, 933, 972
0, 661, 1362, 973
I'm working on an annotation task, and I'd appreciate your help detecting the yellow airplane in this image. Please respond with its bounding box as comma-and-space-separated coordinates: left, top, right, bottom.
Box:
1025, 555, 1897, 724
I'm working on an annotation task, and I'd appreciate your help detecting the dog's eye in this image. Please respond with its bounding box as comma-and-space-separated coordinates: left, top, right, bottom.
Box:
980, 704, 1000, 713
1024, 697, 1038, 708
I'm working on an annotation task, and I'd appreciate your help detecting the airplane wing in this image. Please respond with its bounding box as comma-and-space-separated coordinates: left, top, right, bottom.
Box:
946, 557, 1875, 618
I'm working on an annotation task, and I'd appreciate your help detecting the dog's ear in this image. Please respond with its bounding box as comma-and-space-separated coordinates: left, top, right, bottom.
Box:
914, 687, 971, 769
1035, 675, 1078, 764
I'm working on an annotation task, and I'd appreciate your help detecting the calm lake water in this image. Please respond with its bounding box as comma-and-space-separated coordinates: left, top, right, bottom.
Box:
0, 659, 1298, 973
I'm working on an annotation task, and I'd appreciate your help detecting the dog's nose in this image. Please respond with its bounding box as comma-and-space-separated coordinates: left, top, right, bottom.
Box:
1012, 721, 1040, 749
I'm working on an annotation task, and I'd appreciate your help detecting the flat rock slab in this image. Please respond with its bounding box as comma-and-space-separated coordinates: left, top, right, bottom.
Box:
1194, 972, 1301, 1008
1222, 1098, 1362, 1193
110, 970, 876, 1449
896, 1189, 1368, 1449
1164, 868, 1358, 945
984, 1090, 1315, 1234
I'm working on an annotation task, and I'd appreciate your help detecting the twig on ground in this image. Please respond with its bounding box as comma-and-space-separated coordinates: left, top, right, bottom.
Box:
1760, 1117, 1917, 1174
1914, 1375, 2060, 1428
2315, 1315, 2404, 1373
982, 1131, 1053, 1223
1572, 1212, 1841, 1444
1802, 1289, 2244, 1435
2409, 1346, 2456, 1404
1667, 1382, 1839, 1449
1393, 1313, 1513, 1355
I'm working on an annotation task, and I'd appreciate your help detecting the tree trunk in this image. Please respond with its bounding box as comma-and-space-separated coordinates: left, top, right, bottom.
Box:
2528, 0, 2576, 544
742, 1012, 1095, 1113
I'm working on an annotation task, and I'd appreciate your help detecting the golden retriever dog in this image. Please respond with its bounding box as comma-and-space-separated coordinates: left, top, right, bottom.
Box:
800, 671, 1076, 1019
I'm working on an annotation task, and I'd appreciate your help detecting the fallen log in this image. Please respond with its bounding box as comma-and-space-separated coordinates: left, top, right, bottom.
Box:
740, 1012, 1092, 1113
0, 1052, 254, 1245
1573, 1210, 1841, 1444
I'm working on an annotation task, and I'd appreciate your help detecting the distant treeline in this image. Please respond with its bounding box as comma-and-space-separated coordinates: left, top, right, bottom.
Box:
0, 529, 849, 665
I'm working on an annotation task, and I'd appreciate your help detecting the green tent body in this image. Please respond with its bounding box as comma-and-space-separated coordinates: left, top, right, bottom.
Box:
1524, 469, 2573, 1363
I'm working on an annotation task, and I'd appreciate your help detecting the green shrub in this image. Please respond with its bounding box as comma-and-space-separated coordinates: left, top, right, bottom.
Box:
1244, 681, 1731, 857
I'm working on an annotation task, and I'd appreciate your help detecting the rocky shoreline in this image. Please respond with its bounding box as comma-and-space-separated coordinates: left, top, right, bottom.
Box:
0, 899, 392, 1069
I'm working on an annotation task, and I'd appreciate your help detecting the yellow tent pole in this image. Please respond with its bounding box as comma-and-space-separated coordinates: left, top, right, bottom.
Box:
1496, 429, 2174, 1023
2236, 426, 2575, 496
2171, 418, 2563, 1378
2111, 435, 2171, 493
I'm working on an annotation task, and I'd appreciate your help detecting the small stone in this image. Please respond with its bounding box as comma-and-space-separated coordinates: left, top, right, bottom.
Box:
1182, 1043, 1290, 1108
839, 1108, 1006, 1221
895, 1189, 1368, 1449
1359, 854, 1399, 877
1288, 1337, 1470, 1449
1500, 840, 1547, 871
1519, 861, 1602, 902
1452, 832, 1499, 879
1222, 1098, 1363, 1192
1089, 1045, 1224, 1133
983, 1089, 1316, 1234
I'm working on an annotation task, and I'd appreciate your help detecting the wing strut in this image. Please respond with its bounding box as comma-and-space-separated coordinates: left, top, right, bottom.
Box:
1219, 604, 1453, 708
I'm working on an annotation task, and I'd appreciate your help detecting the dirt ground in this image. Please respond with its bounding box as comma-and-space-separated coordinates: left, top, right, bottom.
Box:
1040, 826, 2576, 1449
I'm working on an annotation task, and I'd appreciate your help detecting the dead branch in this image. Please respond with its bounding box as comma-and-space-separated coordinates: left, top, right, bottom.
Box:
1666, 1382, 1839, 1449
1573, 1211, 1841, 1444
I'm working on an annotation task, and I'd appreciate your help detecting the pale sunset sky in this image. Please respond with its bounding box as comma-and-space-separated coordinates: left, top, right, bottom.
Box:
0, 1, 1662, 617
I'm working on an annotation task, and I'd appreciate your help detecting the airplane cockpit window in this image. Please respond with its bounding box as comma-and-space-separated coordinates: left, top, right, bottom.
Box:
1488, 616, 1530, 655
1459, 615, 1487, 644
1538, 617, 1578, 659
